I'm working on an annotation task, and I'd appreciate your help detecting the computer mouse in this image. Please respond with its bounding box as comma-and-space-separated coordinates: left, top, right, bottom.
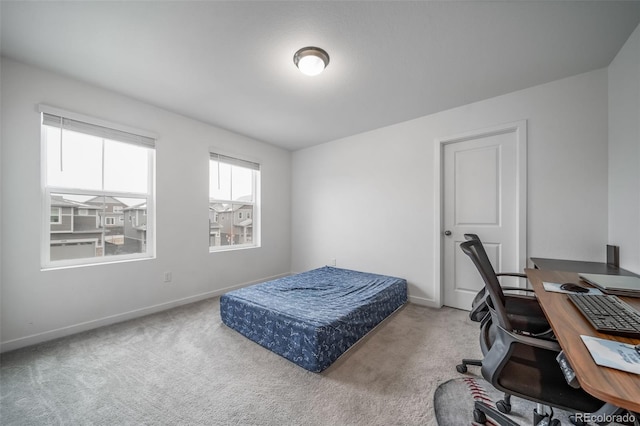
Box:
560, 283, 589, 293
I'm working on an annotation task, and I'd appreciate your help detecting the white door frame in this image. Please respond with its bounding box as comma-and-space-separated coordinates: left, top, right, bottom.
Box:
433, 120, 528, 308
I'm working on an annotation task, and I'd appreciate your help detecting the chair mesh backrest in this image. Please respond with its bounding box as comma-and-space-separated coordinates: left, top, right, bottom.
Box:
464, 233, 487, 322
459, 239, 512, 330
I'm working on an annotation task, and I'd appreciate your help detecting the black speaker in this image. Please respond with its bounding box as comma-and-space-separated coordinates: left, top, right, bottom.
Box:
606, 244, 619, 267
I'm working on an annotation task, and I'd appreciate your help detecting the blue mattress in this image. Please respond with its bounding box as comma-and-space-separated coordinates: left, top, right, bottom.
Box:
220, 266, 408, 372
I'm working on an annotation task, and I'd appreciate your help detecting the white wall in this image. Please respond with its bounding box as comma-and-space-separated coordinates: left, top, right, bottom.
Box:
0, 58, 292, 351
292, 69, 609, 305
5, 25, 635, 349
608, 23, 640, 274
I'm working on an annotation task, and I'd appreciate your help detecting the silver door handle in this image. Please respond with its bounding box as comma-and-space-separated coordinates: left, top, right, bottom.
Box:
444, 230, 452, 236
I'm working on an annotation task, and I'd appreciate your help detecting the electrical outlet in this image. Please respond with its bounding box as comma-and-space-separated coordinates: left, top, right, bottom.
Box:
164, 271, 172, 283
330, 258, 336, 267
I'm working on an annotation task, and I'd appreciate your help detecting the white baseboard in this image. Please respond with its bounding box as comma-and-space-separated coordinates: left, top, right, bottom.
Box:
408, 294, 441, 308
0, 272, 291, 353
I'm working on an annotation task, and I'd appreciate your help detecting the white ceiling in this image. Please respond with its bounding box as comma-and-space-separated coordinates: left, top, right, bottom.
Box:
2, 1, 639, 151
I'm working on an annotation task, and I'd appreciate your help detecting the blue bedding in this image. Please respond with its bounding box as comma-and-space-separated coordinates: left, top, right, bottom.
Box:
220, 266, 407, 372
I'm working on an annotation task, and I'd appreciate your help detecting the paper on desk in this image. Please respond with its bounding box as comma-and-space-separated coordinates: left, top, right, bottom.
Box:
580, 335, 640, 375
543, 282, 603, 295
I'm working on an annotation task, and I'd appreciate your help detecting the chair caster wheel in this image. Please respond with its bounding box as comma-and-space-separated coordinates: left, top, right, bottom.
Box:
456, 364, 468, 373
473, 408, 487, 424
496, 399, 511, 414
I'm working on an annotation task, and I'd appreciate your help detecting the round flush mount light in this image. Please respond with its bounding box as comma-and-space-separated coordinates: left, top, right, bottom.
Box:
293, 46, 330, 76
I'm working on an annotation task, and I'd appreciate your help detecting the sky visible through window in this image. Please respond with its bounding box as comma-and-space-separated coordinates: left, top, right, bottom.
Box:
209, 161, 253, 201
46, 126, 149, 206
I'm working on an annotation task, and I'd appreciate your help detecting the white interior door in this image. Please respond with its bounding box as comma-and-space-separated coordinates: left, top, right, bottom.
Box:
442, 122, 527, 310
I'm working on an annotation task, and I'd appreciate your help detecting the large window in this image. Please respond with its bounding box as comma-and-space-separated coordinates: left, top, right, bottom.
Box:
209, 153, 260, 250
41, 106, 156, 268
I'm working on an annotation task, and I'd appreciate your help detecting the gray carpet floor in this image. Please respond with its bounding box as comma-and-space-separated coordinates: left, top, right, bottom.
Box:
435, 376, 578, 426
1, 297, 480, 426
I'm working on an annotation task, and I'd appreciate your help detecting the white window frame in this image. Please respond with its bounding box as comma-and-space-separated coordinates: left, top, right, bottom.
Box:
51, 238, 98, 245
105, 217, 116, 226
50, 207, 62, 224
40, 104, 157, 269
209, 151, 261, 252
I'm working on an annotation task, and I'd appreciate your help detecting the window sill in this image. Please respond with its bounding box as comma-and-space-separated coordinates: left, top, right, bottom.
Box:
209, 244, 259, 254
41, 255, 155, 271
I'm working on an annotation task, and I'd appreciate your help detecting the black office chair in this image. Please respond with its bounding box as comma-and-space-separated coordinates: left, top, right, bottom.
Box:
461, 234, 550, 333
460, 239, 610, 426
457, 234, 552, 382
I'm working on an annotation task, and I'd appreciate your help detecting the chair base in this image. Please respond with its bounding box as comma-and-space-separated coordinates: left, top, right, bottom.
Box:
474, 401, 560, 426
497, 393, 512, 414
474, 401, 519, 426
534, 407, 560, 426
456, 358, 482, 373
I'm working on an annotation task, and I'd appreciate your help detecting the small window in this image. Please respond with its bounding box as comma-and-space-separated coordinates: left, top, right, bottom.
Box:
209, 153, 260, 250
50, 207, 62, 224
41, 106, 156, 268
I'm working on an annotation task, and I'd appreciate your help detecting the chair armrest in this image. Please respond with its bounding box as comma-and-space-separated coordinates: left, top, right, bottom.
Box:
498, 271, 534, 294
501, 286, 536, 294
497, 273, 533, 293
504, 328, 562, 352
496, 272, 527, 278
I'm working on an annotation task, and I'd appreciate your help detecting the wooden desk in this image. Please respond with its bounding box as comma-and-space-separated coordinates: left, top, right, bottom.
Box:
530, 257, 639, 277
526, 268, 640, 413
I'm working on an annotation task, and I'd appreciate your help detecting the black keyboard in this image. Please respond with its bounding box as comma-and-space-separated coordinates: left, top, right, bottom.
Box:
568, 294, 640, 339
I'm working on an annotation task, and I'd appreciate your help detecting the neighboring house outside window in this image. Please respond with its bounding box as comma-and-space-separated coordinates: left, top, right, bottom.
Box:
123, 203, 148, 253
40, 105, 156, 267
209, 152, 260, 250
86, 196, 127, 246
50, 207, 62, 224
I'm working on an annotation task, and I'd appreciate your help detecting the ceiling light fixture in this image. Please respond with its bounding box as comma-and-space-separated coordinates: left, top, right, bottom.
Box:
293, 46, 330, 76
